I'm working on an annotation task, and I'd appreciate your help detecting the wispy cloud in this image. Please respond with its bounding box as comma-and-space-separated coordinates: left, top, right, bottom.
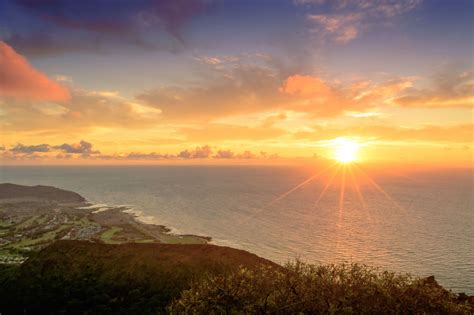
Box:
136, 63, 287, 120
137, 59, 416, 121
306, 0, 423, 43
280, 74, 414, 116
1, 87, 162, 132
5, 0, 212, 56
392, 70, 474, 108
307, 14, 360, 43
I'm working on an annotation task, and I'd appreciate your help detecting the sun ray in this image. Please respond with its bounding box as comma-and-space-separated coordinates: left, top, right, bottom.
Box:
348, 165, 367, 209
354, 163, 406, 213
310, 165, 341, 239
265, 162, 337, 207
339, 165, 347, 212
347, 164, 376, 224
314, 164, 341, 206
236, 163, 337, 227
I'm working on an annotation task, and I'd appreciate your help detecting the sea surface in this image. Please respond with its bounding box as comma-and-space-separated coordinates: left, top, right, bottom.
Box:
1, 165, 473, 293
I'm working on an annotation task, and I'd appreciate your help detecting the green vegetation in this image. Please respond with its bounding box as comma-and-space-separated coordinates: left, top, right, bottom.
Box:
0, 198, 209, 259
100, 226, 123, 243
0, 219, 12, 228
158, 233, 209, 244
0, 241, 471, 314
0, 184, 211, 262
12, 215, 36, 229
0, 249, 25, 264
0, 241, 273, 314
170, 262, 472, 314
10, 226, 63, 248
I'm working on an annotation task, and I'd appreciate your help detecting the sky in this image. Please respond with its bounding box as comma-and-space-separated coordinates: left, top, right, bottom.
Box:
0, 0, 473, 166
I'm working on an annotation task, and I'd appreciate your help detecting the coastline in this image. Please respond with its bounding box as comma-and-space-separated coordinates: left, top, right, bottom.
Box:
121, 205, 248, 249
95, 203, 213, 243
0, 184, 211, 263
1, 183, 472, 295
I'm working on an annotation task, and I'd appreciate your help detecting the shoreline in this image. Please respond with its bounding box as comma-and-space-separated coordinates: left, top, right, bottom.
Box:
1, 183, 472, 294
0, 184, 212, 264
97, 202, 213, 243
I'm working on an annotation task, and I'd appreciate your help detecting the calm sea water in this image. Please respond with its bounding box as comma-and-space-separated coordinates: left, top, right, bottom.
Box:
1, 165, 473, 293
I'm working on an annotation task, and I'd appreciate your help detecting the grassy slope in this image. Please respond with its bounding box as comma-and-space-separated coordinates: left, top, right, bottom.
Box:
100, 226, 124, 243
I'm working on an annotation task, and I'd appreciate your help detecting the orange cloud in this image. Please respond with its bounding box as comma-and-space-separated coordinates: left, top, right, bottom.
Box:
136, 64, 286, 120
280, 75, 412, 116
280, 75, 331, 96
280, 75, 349, 116
0, 41, 70, 102
137, 60, 415, 121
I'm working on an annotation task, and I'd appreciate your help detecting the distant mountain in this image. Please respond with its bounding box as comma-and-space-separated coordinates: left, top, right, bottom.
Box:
0, 183, 85, 202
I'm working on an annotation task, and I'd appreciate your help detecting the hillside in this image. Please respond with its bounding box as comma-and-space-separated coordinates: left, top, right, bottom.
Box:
26, 239, 275, 269
0, 240, 277, 314
0, 183, 85, 202
0, 241, 472, 314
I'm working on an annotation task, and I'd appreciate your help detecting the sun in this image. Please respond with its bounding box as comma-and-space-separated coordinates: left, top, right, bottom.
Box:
333, 138, 360, 163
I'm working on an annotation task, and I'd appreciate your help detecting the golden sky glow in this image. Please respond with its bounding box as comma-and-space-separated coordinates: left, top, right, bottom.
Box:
0, 0, 473, 167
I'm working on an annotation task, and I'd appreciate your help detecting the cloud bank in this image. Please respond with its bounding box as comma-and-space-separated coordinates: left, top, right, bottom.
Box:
1, 142, 277, 161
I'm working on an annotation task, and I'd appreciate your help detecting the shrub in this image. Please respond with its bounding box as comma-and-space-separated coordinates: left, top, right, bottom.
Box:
168, 261, 471, 314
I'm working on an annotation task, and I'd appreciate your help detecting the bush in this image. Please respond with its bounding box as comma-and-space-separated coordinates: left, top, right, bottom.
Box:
0, 241, 277, 314
168, 261, 471, 314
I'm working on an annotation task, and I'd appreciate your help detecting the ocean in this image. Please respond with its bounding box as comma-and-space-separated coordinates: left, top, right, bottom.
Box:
1, 165, 473, 293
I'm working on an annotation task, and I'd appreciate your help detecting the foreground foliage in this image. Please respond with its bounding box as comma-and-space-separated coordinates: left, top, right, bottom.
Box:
169, 261, 472, 314
0, 241, 472, 314
0, 241, 274, 314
